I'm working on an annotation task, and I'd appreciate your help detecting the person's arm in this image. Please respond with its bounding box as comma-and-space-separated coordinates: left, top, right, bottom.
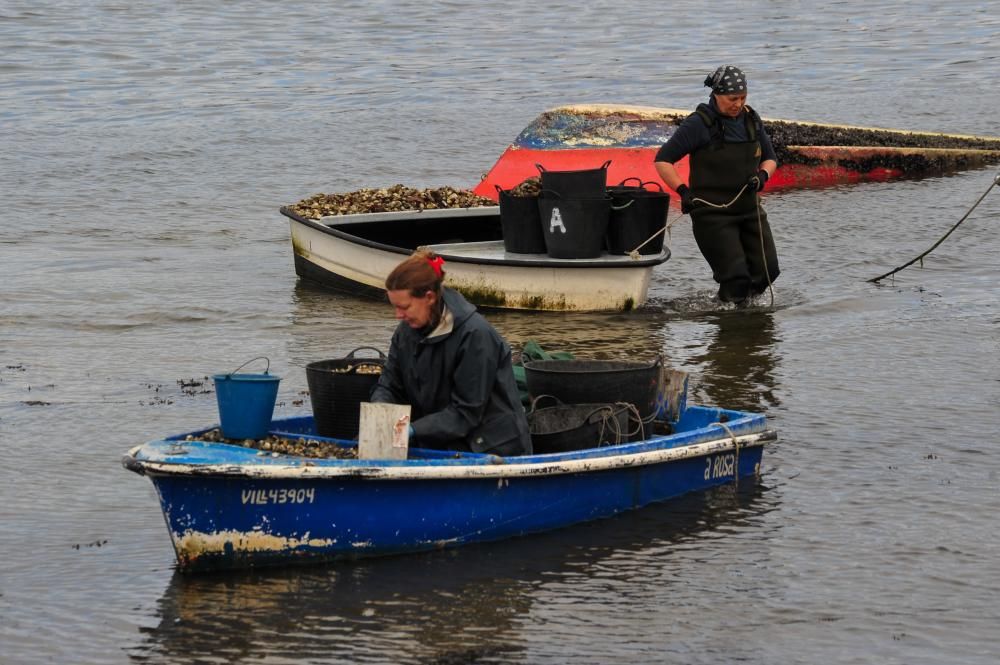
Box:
759, 159, 777, 180
652, 114, 707, 190
654, 118, 707, 212
655, 161, 686, 192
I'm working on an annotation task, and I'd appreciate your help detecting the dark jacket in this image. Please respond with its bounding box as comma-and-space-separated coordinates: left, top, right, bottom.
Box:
370, 288, 532, 456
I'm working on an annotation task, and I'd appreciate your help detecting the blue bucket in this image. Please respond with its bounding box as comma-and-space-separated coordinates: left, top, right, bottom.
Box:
213, 357, 281, 440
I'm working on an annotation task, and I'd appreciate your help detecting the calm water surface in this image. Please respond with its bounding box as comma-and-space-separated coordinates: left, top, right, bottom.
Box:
2, 2, 999, 663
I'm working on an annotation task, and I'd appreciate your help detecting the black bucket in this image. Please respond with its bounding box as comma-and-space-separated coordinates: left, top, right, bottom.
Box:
496, 185, 546, 254
607, 180, 670, 255
606, 176, 648, 196
536, 160, 611, 199
538, 192, 611, 259
523, 358, 662, 420
527, 396, 631, 454
305, 347, 386, 439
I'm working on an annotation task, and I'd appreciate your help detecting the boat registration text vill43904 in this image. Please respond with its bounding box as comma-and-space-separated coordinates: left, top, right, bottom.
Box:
242, 488, 316, 505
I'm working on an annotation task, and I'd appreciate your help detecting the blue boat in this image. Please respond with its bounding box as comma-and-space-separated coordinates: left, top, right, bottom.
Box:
122, 405, 774, 573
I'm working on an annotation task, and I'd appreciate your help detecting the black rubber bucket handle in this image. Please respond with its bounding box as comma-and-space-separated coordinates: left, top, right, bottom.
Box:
616, 176, 644, 188
528, 394, 564, 413
346, 346, 387, 360
536, 160, 612, 174
612, 178, 664, 192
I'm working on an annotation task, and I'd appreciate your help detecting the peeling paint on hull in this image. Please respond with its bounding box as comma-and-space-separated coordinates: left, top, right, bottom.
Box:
171, 529, 337, 569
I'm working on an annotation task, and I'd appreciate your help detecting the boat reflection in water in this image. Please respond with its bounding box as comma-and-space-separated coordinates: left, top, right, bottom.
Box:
129, 482, 770, 664
286, 281, 396, 364
490, 308, 676, 361
288, 280, 678, 365
287, 281, 781, 416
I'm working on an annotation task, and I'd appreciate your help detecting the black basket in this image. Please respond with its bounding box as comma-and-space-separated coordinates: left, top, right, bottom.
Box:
536, 160, 611, 199
606, 176, 648, 196
523, 358, 662, 420
537, 191, 611, 259
305, 347, 386, 439
496, 185, 546, 254
527, 395, 632, 454
606, 181, 670, 255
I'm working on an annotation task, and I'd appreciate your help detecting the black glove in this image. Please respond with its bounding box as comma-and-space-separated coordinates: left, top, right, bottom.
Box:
676, 184, 696, 214
748, 169, 769, 192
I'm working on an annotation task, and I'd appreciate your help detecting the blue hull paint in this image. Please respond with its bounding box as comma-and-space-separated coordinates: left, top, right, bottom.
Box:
125, 406, 772, 572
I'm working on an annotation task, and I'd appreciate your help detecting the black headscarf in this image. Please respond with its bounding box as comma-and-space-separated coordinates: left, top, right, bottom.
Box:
704, 65, 748, 94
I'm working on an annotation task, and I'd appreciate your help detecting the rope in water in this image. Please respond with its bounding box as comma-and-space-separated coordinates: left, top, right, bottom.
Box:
868, 172, 1000, 283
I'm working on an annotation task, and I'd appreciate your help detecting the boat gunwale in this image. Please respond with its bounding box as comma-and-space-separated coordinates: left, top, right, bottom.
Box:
122, 429, 775, 481
280, 205, 669, 268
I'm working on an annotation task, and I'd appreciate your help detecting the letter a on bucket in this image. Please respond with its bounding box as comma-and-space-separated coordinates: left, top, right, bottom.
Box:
549, 207, 567, 234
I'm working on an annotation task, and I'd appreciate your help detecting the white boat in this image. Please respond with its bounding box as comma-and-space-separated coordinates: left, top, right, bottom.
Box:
279, 205, 670, 312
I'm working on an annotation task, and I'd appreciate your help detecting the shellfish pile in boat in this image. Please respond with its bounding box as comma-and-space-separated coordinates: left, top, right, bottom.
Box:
290, 185, 496, 219
185, 429, 358, 459
508, 176, 541, 197
330, 363, 382, 375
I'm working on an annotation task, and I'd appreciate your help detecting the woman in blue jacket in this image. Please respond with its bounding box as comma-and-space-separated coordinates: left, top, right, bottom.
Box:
370, 250, 532, 457
655, 65, 781, 304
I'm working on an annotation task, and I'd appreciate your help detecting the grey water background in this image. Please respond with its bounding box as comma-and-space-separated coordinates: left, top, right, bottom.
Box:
2, 0, 999, 662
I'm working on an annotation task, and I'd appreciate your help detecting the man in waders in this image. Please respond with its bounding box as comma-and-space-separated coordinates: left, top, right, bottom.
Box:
654, 65, 780, 305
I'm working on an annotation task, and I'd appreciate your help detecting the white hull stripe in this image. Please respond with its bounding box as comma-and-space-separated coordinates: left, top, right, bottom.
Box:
126, 432, 770, 481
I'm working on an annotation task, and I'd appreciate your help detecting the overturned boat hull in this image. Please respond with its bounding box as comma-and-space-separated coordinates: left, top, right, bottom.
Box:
473, 104, 1000, 200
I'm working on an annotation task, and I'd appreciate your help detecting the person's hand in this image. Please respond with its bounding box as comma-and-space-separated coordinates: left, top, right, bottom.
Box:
748, 169, 769, 192
676, 184, 696, 214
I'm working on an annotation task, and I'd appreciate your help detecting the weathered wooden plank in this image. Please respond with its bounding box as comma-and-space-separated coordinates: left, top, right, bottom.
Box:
358, 403, 410, 460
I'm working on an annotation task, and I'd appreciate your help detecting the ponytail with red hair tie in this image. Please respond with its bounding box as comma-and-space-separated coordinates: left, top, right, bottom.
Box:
427, 255, 445, 278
